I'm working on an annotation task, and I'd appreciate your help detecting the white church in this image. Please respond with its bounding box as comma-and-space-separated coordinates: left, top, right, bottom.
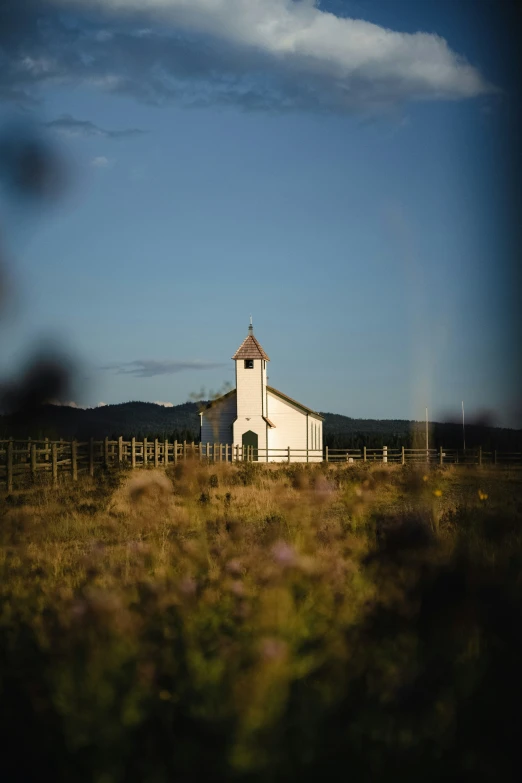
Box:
200, 321, 323, 462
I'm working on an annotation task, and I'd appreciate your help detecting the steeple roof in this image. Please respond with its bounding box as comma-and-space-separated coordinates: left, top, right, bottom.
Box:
232, 320, 269, 360
232, 334, 269, 361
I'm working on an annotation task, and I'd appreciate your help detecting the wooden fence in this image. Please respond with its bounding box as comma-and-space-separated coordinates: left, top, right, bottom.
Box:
0, 438, 521, 492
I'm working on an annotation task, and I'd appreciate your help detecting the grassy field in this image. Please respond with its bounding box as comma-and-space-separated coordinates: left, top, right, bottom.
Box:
1, 461, 521, 782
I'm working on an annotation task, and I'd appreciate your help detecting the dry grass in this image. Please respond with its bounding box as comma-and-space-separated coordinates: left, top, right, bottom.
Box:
1, 461, 521, 782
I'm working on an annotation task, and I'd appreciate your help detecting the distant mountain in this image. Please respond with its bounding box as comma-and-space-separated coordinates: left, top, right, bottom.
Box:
0, 401, 520, 450
0, 401, 201, 442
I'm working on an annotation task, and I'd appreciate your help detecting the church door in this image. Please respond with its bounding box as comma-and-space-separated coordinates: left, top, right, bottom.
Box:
242, 430, 258, 461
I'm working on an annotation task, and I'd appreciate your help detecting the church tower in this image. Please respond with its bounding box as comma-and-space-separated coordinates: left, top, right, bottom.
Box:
232, 318, 270, 456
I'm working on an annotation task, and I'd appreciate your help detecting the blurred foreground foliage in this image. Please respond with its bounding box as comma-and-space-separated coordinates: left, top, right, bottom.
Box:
1, 461, 521, 782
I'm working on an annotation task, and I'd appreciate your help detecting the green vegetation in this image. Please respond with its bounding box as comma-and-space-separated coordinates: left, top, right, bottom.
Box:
1, 462, 521, 782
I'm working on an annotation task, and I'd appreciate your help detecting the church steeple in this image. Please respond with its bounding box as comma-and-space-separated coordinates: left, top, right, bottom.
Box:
232, 319, 269, 361
232, 320, 269, 426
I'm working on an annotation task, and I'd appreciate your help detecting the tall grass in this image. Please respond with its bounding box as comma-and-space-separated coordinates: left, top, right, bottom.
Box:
1, 462, 521, 782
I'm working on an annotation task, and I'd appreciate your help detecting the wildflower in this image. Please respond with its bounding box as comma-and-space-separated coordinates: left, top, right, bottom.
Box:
179, 576, 197, 596
433, 489, 442, 497
259, 637, 288, 663
230, 580, 245, 597
478, 490, 488, 501
423, 475, 428, 482
271, 540, 297, 567
226, 558, 243, 576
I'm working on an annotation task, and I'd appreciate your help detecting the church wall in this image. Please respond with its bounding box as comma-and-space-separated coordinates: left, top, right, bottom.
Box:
201, 393, 236, 446
308, 416, 323, 458
232, 416, 267, 454
266, 392, 322, 462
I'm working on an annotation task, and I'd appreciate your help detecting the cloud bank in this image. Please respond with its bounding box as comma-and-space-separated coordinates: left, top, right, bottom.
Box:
103, 359, 225, 377
0, 0, 494, 114
44, 114, 145, 138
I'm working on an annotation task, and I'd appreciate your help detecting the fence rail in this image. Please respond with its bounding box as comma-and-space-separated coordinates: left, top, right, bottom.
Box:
0, 438, 521, 492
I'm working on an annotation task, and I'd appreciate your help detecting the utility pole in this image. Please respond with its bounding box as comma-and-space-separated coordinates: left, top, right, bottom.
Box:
426, 408, 430, 462
462, 401, 466, 451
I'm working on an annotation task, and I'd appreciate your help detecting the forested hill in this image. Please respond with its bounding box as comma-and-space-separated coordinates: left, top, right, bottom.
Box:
0, 401, 520, 451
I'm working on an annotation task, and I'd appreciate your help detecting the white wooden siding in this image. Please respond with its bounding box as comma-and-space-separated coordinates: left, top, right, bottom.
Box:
232, 416, 268, 452
236, 358, 267, 418
201, 393, 236, 445
266, 391, 322, 462
233, 357, 268, 452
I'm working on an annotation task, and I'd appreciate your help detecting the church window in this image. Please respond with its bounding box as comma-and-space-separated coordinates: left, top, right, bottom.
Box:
244, 359, 254, 369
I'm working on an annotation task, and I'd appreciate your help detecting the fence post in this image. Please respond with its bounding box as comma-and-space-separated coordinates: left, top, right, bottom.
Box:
191, 441, 195, 458
287, 446, 291, 464
199, 441, 203, 461
88, 438, 94, 477
52, 442, 58, 486
104, 437, 109, 467
164, 439, 169, 466
183, 440, 187, 461
363, 446, 366, 463
235, 444, 239, 462
45, 437, 50, 463
401, 446, 405, 465
325, 446, 329, 463
154, 439, 159, 468
143, 438, 148, 467
118, 436, 123, 464
30, 442, 37, 481
130, 437, 136, 468
71, 440, 78, 481
173, 440, 178, 464
213, 443, 217, 463
383, 446, 388, 464
219, 443, 222, 462
439, 445, 443, 466
6, 440, 13, 493
479, 446, 482, 467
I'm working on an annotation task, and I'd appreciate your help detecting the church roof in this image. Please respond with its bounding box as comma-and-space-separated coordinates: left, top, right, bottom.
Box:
232, 334, 270, 361
201, 386, 323, 420
267, 386, 324, 420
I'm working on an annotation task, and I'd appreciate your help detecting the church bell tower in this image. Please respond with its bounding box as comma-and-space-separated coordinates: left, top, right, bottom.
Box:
232, 318, 270, 456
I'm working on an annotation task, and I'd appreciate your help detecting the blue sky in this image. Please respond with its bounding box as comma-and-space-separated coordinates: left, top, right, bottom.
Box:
0, 0, 520, 426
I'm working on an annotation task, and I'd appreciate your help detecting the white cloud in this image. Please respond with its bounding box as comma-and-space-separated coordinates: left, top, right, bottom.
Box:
90, 155, 112, 168
97, 401, 107, 407
154, 400, 174, 407
59, 0, 493, 107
